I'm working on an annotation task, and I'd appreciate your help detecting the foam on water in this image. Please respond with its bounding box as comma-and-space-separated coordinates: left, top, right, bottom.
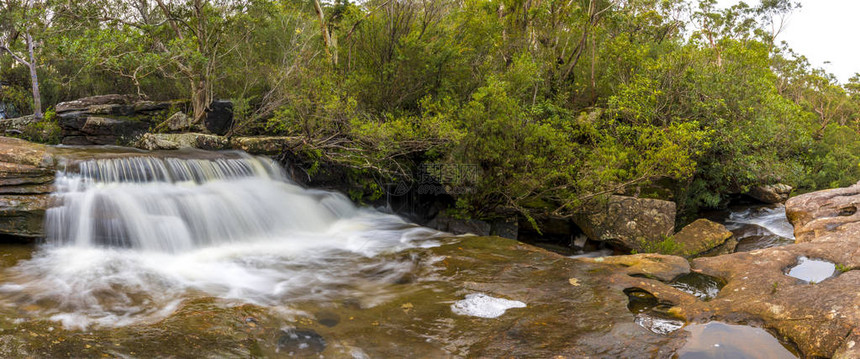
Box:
450, 293, 526, 318
0, 153, 450, 329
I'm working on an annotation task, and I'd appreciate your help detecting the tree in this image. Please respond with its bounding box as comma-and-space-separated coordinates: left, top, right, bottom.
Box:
54, 0, 251, 122
0, 0, 44, 119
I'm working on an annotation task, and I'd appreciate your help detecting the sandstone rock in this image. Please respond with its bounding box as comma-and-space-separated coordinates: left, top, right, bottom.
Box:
573, 195, 676, 252
54, 96, 193, 145
785, 181, 860, 242
683, 240, 860, 358
136, 133, 230, 151
229, 136, 301, 156
747, 183, 793, 204
0, 116, 36, 136
158, 112, 193, 132
581, 253, 690, 282
0, 194, 50, 238
204, 100, 233, 135
671, 219, 733, 257
55, 94, 137, 113
0, 137, 55, 238
59, 113, 150, 146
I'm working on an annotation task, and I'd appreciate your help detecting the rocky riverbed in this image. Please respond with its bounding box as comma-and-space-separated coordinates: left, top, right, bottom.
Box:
0, 134, 858, 357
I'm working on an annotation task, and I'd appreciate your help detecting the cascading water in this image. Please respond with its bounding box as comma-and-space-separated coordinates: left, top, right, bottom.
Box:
0, 153, 448, 328
722, 205, 795, 252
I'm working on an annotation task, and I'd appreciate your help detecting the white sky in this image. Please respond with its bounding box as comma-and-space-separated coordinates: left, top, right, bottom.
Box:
718, 0, 860, 83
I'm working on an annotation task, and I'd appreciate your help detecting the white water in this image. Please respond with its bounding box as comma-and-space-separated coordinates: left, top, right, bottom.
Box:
450, 293, 526, 318
0, 154, 449, 329
724, 205, 795, 239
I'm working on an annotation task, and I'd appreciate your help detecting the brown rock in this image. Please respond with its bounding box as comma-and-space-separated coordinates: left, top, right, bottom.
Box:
158, 112, 193, 132
785, 181, 860, 242
671, 219, 733, 257
55, 94, 136, 113
135, 133, 229, 151
581, 253, 690, 281
0, 137, 55, 238
573, 195, 676, 252
747, 183, 793, 204
683, 240, 860, 358
229, 136, 301, 156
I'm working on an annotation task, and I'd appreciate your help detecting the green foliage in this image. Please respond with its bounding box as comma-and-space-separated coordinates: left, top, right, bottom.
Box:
5, 0, 860, 219
835, 264, 852, 273
636, 235, 683, 255
11, 108, 61, 144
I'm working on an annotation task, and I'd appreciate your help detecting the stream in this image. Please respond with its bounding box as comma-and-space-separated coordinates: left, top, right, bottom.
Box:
0, 148, 803, 357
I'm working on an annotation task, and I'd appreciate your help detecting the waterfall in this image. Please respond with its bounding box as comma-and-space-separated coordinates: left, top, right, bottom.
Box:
46, 155, 356, 252
1, 152, 448, 329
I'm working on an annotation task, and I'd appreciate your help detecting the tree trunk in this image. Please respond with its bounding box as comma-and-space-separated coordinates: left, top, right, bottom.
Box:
313, 0, 336, 65
190, 78, 209, 123
26, 33, 42, 120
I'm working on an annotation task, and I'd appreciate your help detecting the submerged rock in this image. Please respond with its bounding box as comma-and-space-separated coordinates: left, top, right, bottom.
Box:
277, 328, 326, 356
573, 195, 676, 252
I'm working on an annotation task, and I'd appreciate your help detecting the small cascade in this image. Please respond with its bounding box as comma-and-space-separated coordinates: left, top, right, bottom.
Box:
46, 155, 355, 252
0, 152, 449, 328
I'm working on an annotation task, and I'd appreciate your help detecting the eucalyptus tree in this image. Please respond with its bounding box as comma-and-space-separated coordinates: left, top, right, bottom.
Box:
52, 0, 256, 122
0, 0, 47, 119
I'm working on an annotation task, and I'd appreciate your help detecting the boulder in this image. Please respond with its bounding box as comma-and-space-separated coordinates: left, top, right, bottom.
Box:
54, 95, 190, 146
204, 100, 233, 135
59, 114, 149, 145
158, 112, 193, 132
0, 115, 36, 136
426, 213, 491, 236
489, 217, 519, 240
0, 137, 55, 238
229, 136, 301, 156
785, 181, 860, 243
747, 183, 792, 204
136, 133, 230, 151
572, 195, 676, 252
55, 94, 137, 113
671, 219, 734, 257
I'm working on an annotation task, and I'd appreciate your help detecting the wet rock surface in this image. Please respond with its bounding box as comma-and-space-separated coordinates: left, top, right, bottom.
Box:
0, 236, 690, 358
671, 239, 860, 358
0, 137, 54, 238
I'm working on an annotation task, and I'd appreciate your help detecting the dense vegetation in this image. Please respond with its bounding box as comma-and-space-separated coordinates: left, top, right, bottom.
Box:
2, 0, 860, 221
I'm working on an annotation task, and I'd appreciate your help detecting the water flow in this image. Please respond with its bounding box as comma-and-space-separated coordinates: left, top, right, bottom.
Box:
47, 156, 351, 252
723, 205, 795, 252
0, 154, 449, 328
